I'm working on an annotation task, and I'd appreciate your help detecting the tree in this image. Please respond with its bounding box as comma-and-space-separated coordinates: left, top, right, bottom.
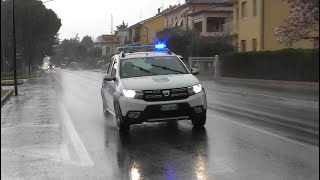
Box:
52, 34, 103, 69
157, 29, 234, 61
1, 0, 61, 72
114, 21, 128, 35
275, 0, 319, 47
80, 35, 94, 49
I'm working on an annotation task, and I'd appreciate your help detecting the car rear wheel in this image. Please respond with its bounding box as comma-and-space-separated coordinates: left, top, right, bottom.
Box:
115, 103, 130, 133
191, 111, 206, 128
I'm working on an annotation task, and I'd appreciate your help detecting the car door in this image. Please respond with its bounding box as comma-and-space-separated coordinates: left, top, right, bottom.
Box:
107, 57, 118, 113
102, 58, 114, 111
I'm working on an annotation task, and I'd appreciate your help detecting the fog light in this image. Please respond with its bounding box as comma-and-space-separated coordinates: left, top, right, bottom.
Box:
193, 106, 203, 113
128, 112, 141, 119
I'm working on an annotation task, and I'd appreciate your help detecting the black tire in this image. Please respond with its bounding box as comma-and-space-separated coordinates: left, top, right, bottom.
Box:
115, 103, 130, 133
191, 111, 206, 128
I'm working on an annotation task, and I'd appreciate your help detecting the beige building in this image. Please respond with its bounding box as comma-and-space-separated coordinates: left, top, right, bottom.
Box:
163, 0, 233, 36
94, 35, 120, 58
224, 0, 316, 52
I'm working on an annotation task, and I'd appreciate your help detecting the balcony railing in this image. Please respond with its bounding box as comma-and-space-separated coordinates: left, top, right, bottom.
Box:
222, 22, 238, 35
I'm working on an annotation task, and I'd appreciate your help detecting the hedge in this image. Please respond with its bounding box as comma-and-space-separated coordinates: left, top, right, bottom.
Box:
220, 48, 319, 82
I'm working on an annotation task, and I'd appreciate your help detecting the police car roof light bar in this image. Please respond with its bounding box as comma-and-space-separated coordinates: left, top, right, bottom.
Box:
117, 45, 171, 54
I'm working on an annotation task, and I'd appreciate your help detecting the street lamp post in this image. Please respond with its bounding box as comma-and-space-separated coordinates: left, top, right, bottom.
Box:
11, 0, 55, 96
12, 0, 18, 95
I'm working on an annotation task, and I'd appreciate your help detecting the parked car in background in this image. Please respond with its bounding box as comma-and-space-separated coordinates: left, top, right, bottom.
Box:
61, 64, 67, 69
69, 62, 79, 70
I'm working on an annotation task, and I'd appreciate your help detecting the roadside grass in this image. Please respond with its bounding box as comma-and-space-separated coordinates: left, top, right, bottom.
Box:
1, 79, 24, 86
1, 89, 9, 98
1, 71, 41, 80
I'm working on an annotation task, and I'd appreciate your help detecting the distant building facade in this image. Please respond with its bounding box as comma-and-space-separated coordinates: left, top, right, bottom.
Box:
224, 0, 316, 52
163, 0, 233, 36
94, 35, 120, 58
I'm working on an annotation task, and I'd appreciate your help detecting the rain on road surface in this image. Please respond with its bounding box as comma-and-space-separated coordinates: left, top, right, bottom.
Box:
1, 69, 319, 180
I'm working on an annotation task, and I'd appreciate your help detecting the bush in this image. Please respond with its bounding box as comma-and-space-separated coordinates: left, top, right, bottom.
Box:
221, 48, 319, 82
157, 29, 234, 61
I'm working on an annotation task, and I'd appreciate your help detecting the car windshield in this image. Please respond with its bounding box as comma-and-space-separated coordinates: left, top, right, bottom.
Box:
120, 56, 189, 78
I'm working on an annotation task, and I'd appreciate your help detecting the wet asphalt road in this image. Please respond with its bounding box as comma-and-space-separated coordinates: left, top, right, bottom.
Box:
1, 69, 319, 180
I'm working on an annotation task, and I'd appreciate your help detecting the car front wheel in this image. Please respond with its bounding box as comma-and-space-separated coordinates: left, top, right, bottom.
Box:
191, 111, 206, 128
114, 103, 130, 133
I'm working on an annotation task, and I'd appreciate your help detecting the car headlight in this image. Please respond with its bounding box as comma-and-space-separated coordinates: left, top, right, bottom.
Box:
123, 89, 136, 98
188, 84, 202, 96
122, 89, 143, 99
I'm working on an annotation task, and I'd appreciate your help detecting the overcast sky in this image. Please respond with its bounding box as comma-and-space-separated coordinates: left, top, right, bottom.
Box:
43, 0, 182, 41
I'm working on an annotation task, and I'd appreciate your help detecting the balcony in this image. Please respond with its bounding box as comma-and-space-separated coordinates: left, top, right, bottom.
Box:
222, 22, 238, 35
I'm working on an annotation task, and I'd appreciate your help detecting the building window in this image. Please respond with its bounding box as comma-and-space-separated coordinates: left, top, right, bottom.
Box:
252, 38, 257, 51
207, 17, 225, 32
253, 0, 257, 16
194, 21, 203, 33
106, 47, 111, 54
171, 18, 174, 26
241, 40, 247, 52
241, 1, 247, 19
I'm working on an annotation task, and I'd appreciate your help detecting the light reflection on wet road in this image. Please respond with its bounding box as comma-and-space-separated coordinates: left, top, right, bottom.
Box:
1, 69, 319, 180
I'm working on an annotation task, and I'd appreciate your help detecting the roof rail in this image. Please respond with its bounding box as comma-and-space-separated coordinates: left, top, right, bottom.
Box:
117, 45, 171, 53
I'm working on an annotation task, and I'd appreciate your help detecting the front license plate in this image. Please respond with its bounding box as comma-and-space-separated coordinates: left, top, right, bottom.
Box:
161, 104, 178, 111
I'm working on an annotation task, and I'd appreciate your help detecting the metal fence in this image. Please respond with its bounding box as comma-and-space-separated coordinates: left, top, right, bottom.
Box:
188, 55, 220, 81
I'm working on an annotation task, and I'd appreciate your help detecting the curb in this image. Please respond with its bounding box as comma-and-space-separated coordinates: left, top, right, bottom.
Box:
1, 89, 13, 107
216, 77, 319, 87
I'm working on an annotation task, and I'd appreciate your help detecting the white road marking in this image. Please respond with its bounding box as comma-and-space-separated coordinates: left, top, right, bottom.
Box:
207, 114, 319, 150
60, 103, 94, 167
105, 107, 116, 116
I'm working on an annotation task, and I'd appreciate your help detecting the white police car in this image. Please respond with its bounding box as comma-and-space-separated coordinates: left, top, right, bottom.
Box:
101, 44, 207, 133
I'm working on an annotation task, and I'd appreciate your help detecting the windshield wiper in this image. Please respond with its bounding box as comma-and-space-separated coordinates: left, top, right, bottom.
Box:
151, 64, 185, 74
131, 65, 157, 75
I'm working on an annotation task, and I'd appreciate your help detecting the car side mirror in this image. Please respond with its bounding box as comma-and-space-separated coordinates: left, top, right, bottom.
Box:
191, 68, 199, 75
103, 74, 116, 81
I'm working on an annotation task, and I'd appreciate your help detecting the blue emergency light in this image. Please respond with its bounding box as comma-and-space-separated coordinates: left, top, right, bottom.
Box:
155, 43, 166, 50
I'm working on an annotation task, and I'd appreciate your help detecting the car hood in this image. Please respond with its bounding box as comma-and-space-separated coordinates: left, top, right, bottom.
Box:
121, 74, 200, 90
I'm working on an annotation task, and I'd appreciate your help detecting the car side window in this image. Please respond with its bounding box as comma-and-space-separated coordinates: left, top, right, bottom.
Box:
111, 58, 118, 77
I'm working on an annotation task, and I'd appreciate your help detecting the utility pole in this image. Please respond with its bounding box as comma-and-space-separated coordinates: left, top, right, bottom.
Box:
111, 14, 113, 35
12, 0, 18, 95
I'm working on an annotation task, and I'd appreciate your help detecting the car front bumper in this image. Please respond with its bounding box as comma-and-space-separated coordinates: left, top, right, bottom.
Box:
118, 91, 207, 124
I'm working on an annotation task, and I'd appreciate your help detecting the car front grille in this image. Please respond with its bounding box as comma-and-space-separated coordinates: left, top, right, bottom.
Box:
143, 87, 189, 102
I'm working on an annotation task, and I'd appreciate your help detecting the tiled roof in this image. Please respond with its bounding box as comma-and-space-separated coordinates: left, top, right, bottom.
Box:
188, 0, 227, 3
95, 35, 120, 44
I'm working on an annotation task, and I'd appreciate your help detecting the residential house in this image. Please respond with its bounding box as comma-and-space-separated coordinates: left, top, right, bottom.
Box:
94, 35, 120, 58
163, 0, 233, 36
224, 0, 316, 52
127, 9, 167, 45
